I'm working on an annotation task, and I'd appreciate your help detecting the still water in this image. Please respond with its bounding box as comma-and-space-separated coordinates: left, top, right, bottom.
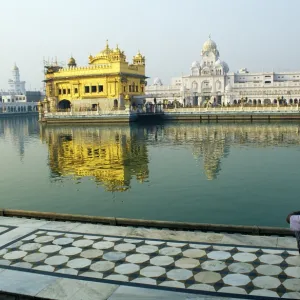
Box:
0, 115, 299, 227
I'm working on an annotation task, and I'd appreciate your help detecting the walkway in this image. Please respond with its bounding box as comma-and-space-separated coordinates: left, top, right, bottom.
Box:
0, 217, 299, 299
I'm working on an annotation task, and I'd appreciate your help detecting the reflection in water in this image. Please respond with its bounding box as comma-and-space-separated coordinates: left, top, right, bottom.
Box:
40, 125, 149, 192
0, 116, 39, 159
159, 123, 300, 179
40, 122, 300, 189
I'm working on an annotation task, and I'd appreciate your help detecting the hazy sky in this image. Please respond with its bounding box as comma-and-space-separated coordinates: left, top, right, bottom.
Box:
1, 0, 299, 90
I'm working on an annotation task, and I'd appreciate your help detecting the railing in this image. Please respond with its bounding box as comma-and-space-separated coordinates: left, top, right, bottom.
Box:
164, 105, 300, 114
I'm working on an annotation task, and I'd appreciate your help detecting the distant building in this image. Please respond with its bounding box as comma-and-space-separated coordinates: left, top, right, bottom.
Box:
146, 36, 300, 106
0, 64, 27, 103
8, 64, 26, 95
0, 65, 40, 113
44, 41, 147, 112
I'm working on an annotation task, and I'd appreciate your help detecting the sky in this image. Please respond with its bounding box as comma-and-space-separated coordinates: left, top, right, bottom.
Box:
0, 0, 299, 90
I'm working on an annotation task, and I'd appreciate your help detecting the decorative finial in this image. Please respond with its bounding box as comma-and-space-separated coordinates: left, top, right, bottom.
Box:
106, 39, 109, 48
209, 34, 211, 39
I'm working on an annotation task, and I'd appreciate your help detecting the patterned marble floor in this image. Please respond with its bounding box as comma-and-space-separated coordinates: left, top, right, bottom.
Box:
0, 225, 15, 236
0, 229, 299, 299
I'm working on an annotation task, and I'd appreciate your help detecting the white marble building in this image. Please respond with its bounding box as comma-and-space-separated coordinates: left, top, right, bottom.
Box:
1, 64, 27, 103
146, 36, 300, 106
8, 64, 26, 95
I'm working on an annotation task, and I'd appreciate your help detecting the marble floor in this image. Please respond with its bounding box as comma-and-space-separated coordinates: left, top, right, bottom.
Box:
0, 217, 299, 299
0, 225, 16, 236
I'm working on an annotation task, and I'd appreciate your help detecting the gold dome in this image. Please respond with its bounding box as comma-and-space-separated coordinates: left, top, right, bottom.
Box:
134, 50, 143, 59
68, 56, 76, 65
202, 36, 217, 52
98, 40, 112, 56
113, 44, 121, 53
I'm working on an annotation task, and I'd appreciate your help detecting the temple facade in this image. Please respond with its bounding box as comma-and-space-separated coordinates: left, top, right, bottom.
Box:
146, 36, 300, 106
44, 41, 147, 112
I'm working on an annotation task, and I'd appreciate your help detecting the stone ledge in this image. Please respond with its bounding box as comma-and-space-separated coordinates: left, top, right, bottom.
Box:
0, 209, 292, 237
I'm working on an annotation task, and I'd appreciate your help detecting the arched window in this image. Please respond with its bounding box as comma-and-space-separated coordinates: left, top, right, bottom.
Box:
192, 81, 198, 91
215, 80, 221, 91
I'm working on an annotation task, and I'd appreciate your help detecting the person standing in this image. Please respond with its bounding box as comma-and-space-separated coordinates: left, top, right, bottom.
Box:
286, 211, 300, 254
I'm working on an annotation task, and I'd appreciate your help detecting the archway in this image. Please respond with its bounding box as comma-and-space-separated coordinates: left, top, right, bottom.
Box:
264, 99, 271, 105
114, 99, 118, 109
258, 99, 261, 104
233, 100, 237, 105
289, 99, 293, 104
253, 99, 257, 105
294, 99, 298, 104
58, 99, 71, 109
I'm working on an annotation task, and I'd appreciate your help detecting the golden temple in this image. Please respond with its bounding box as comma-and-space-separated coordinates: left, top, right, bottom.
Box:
44, 41, 147, 112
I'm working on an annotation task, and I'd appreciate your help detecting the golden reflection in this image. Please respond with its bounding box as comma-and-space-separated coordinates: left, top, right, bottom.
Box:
40, 125, 149, 192
41, 122, 300, 184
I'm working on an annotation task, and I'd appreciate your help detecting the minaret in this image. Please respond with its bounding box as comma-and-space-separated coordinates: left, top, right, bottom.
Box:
9, 63, 26, 94
12, 63, 20, 83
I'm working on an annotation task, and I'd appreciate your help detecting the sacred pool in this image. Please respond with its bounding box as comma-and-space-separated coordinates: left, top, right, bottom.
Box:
0, 115, 299, 228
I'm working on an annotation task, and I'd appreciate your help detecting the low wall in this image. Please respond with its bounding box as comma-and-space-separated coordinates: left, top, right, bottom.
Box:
39, 107, 300, 123
0, 209, 292, 236
163, 107, 300, 121
41, 111, 137, 123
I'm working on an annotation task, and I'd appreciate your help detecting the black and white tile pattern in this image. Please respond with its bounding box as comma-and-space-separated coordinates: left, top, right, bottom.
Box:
0, 225, 16, 236
0, 229, 299, 299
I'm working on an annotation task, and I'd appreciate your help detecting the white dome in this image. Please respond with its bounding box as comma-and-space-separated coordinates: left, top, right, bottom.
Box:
191, 61, 200, 68
215, 59, 221, 66
215, 59, 229, 73
153, 77, 163, 86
